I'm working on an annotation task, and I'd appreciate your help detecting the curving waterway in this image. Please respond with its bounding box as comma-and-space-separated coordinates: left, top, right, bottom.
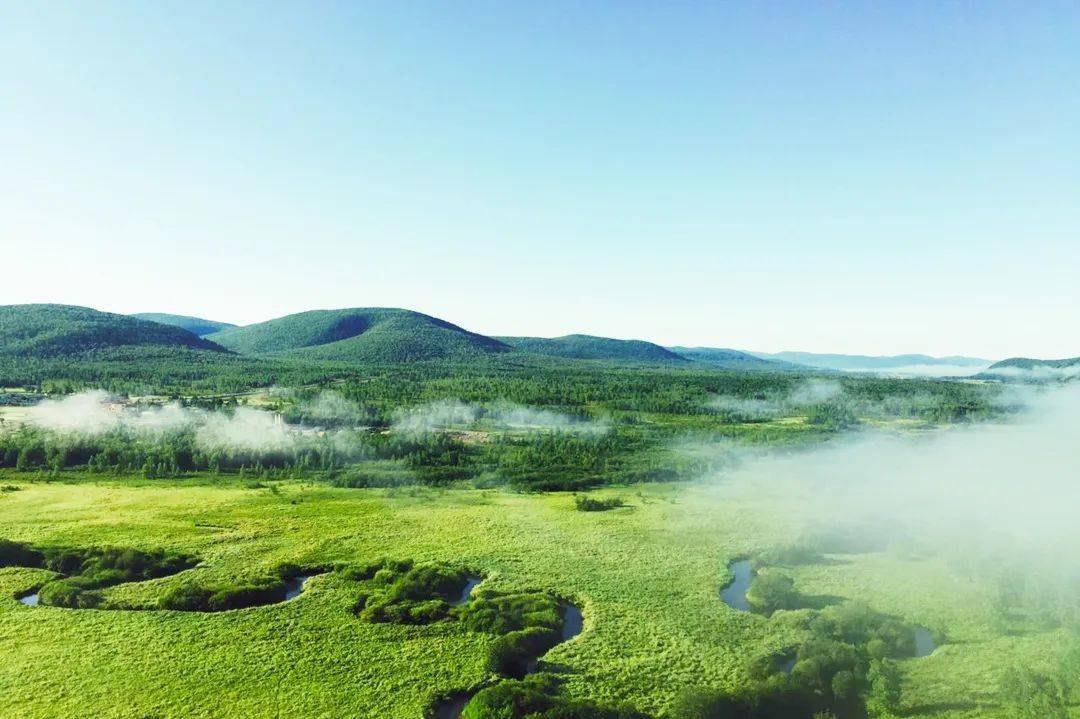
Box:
719, 559, 753, 611
18, 573, 320, 609
431, 589, 583, 719
719, 559, 940, 662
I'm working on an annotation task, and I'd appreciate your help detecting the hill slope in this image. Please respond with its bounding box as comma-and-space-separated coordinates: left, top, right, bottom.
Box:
668, 347, 803, 371
0, 304, 227, 358
207, 308, 509, 362
978, 356, 1080, 380
500, 335, 687, 363
132, 313, 236, 337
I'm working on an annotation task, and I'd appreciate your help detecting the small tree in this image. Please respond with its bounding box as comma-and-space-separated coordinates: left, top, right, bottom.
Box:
866, 659, 901, 717
747, 571, 799, 612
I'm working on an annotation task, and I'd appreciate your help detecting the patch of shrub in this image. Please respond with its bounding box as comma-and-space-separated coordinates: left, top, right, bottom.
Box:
573, 495, 626, 512
462, 675, 647, 719
810, 603, 916, 658
2, 539, 200, 608
355, 561, 469, 625
159, 575, 292, 612
746, 571, 801, 613
37, 580, 103, 609
456, 591, 562, 634
487, 626, 561, 678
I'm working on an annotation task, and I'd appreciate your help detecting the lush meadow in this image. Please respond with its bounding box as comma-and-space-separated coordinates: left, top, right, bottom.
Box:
0, 472, 1074, 718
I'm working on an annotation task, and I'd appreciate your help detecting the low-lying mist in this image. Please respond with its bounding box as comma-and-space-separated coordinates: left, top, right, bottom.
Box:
392, 399, 606, 435
702, 383, 1080, 618
20, 390, 605, 455
25, 390, 312, 452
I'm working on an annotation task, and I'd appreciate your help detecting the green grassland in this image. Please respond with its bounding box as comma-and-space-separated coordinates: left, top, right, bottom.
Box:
0, 476, 1074, 718
0, 303, 1073, 717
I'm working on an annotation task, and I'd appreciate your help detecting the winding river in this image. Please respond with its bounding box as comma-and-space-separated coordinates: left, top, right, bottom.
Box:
719, 559, 753, 611
18, 573, 320, 609
431, 580, 583, 719
719, 559, 940, 662
914, 626, 937, 657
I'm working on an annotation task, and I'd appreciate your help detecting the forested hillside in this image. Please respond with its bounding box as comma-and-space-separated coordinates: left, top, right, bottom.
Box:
208, 308, 509, 362
501, 335, 687, 363
0, 305, 226, 358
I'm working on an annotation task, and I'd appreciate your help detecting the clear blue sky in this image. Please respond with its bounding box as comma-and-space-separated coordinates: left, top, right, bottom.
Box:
3, 2, 1077, 358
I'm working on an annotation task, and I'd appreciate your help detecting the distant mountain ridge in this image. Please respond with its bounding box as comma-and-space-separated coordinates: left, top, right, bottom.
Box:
0, 304, 227, 358
132, 313, 236, 337
666, 347, 799, 370
987, 356, 1080, 369
4, 303, 1013, 376
501, 335, 687, 363
750, 351, 992, 372
977, 356, 1080, 381
207, 308, 509, 363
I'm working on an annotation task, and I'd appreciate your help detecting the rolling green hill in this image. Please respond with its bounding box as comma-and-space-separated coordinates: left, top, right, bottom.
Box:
132, 313, 236, 337
207, 308, 509, 363
666, 346, 800, 370
500, 334, 688, 363
987, 356, 1080, 369
978, 356, 1080, 380
0, 304, 227, 358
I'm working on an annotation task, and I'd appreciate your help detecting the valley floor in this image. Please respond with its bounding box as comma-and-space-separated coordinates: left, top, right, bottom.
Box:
0, 474, 1074, 718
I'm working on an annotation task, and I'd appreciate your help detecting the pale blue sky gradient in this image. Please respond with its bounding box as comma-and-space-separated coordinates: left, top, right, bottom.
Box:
2, 2, 1077, 358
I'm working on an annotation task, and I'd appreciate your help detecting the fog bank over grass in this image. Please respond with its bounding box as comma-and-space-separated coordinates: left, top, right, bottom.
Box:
986, 364, 1080, 381
25, 390, 321, 452
840, 363, 990, 378
706, 384, 1080, 570
707, 379, 845, 421
392, 399, 606, 435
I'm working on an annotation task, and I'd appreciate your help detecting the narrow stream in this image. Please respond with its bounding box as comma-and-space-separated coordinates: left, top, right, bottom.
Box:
719, 559, 753, 611
431, 599, 584, 719
19, 574, 319, 608
450, 577, 482, 606
283, 575, 316, 601
914, 626, 937, 657
719, 559, 940, 663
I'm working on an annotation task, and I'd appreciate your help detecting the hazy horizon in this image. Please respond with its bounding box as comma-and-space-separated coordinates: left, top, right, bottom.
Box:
4, 3, 1077, 359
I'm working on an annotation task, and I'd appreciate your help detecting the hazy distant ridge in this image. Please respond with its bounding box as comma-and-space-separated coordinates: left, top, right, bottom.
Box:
666, 347, 798, 370
751, 351, 992, 372
133, 313, 236, 337
502, 335, 687, 363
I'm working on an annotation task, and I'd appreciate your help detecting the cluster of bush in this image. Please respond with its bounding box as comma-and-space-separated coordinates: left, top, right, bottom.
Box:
158, 563, 318, 612
745, 571, 803, 614
354, 560, 471, 624
349, 558, 624, 716
704, 546, 922, 718
0, 539, 199, 609
573, 495, 626, 512
460, 674, 648, 719
461, 592, 567, 678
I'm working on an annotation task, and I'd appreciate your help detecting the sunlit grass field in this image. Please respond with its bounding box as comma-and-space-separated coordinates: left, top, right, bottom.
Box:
0, 474, 1073, 718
